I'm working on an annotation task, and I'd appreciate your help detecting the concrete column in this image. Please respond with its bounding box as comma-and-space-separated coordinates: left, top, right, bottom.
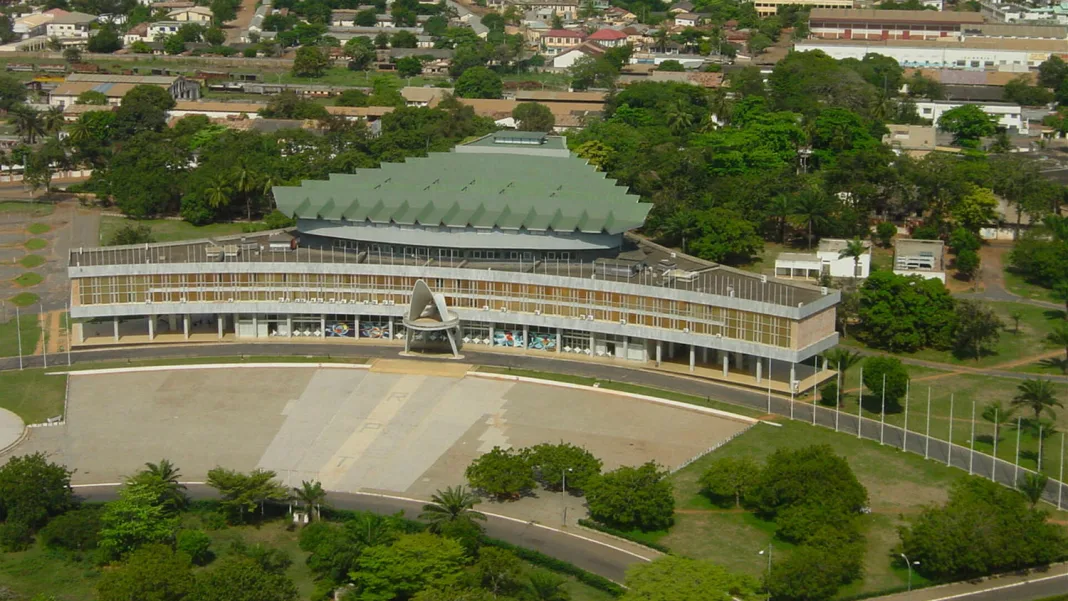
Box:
252, 314, 258, 338
148, 315, 155, 340
722, 355, 729, 377
668, 342, 675, 359
183, 314, 190, 339
790, 363, 797, 389
756, 359, 762, 384
77, 322, 85, 343
488, 324, 495, 346
321, 314, 326, 337
522, 324, 529, 351
168, 314, 176, 332
734, 352, 743, 370
113, 317, 119, 341
218, 314, 224, 339
622, 336, 628, 360
655, 341, 662, 366
589, 333, 595, 354
823, 357, 829, 371
555, 328, 562, 353
388, 317, 394, 339
702, 346, 708, 364
689, 345, 695, 373
286, 315, 293, 338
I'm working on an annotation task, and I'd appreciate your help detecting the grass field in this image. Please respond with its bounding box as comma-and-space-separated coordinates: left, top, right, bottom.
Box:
99, 216, 254, 244
26, 223, 50, 235
0, 201, 53, 216
1003, 268, 1060, 305
13, 272, 42, 287
18, 254, 45, 269
23, 238, 46, 251
0, 312, 40, 358
0, 369, 66, 424
8, 292, 39, 307
650, 419, 1068, 598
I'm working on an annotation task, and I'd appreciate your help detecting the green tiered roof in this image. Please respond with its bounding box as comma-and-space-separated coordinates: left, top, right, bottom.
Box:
273, 149, 649, 235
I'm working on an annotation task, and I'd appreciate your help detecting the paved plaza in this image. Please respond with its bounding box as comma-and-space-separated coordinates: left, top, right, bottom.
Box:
15, 364, 749, 498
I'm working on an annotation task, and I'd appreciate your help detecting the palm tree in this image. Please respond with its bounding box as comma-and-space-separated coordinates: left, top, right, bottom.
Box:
1023, 418, 1058, 471
665, 100, 694, 136
837, 237, 867, 280
822, 347, 861, 372
12, 107, 45, 144
1010, 309, 1023, 334
292, 480, 327, 521
527, 569, 569, 601
419, 485, 486, 533
661, 209, 698, 253
233, 161, 260, 221
706, 88, 731, 126
1054, 280, 1068, 320
141, 458, 188, 511
346, 512, 397, 548
1018, 472, 1049, 507
1012, 379, 1063, 422
790, 189, 834, 249
204, 172, 233, 209
981, 400, 1014, 430
1048, 322, 1068, 369
42, 107, 64, 135
653, 28, 669, 53
67, 119, 91, 145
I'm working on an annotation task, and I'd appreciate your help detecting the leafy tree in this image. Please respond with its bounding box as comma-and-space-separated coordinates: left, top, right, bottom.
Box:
938, 104, 997, 147
0, 452, 73, 530
62, 47, 81, 64
356, 8, 377, 26
862, 356, 910, 410
621, 556, 759, 601
585, 462, 674, 532
194, 555, 298, 601
105, 132, 188, 217
292, 480, 327, 522
176, 529, 213, 565
345, 37, 376, 71
292, 45, 329, 77
749, 445, 868, 519
899, 477, 1066, 578
526, 442, 602, 492
96, 544, 194, 601
1012, 379, 1062, 422
351, 533, 466, 600
455, 66, 502, 99
99, 481, 180, 557
765, 543, 855, 601
37, 506, 102, 553
858, 271, 957, 352
568, 56, 619, 91
954, 299, 1001, 360
391, 30, 419, 48
1004, 75, 1054, 106
205, 467, 289, 523
465, 447, 534, 500
0, 74, 26, 110
949, 227, 981, 253
688, 207, 764, 264
1019, 472, 1049, 507
87, 25, 122, 53
260, 90, 330, 119
107, 223, 154, 246
874, 221, 896, 247
954, 186, 998, 233
396, 55, 423, 77
512, 102, 555, 132
336, 89, 370, 107
113, 85, 176, 139
473, 547, 524, 597
76, 90, 108, 105
657, 59, 685, 72
698, 457, 760, 507
164, 35, 187, 55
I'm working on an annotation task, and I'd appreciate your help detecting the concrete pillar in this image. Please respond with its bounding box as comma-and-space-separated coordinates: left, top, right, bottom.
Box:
622, 336, 629, 360
321, 314, 326, 337
286, 315, 293, 338
148, 315, 155, 340
183, 314, 190, 339
756, 359, 762, 384
555, 328, 562, 353
702, 346, 708, 364
589, 333, 595, 354
823, 357, 829, 371
113, 317, 119, 342
522, 324, 529, 351
489, 324, 495, 346
734, 352, 743, 370
168, 314, 176, 332
722, 355, 729, 377
77, 322, 85, 343
218, 314, 224, 339
689, 345, 695, 373
655, 341, 662, 366
388, 317, 394, 339
668, 342, 675, 359
252, 314, 258, 338
790, 363, 797, 389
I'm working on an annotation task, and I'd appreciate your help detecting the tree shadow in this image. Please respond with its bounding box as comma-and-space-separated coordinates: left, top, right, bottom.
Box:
1043, 309, 1066, 321
976, 434, 998, 446
860, 395, 903, 415
1038, 357, 1068, 374
1021, 450, 1039, 464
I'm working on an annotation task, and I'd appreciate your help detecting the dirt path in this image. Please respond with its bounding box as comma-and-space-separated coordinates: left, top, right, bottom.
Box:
225, 0, 258, 44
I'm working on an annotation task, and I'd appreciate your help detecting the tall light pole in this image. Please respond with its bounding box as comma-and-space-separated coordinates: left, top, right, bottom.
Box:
900, 553, 920, 592
759, 543, 772, 601
561, 467, 572, 525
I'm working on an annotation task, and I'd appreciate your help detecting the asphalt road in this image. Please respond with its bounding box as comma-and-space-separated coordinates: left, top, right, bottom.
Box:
73, 483, 646, 583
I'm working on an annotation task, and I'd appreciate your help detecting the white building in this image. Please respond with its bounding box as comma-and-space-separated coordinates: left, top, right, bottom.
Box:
166, 6, 214, 23
914, 99, 1025, 132
148, 21, 183, 40
45, 11, 95, 39
793, 37, 1067, 70
893, 239, 945, 282
774, 238, 872, 280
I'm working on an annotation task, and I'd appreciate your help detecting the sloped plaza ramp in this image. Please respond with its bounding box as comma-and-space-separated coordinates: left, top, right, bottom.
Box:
15, 365, 750, 497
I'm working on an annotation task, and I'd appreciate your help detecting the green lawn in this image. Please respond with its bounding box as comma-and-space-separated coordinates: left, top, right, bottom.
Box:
0, 538, 100, 600
18, 254, 45, 269
8, 292, 39, 307
0, 312, 41, 358
0, 369, 66, 424
0, 201, 53, 216
651, 419, 1068, 598
26, 222, 50, 235
23, 238, 47, 251
1003, 268, 1060, 305
99, 216, 254, 244
840, 301, 1061, 368
13, 272, 43, 287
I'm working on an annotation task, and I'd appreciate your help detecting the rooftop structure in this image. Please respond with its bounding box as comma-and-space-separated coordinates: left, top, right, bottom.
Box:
774, 238, 872, 281
883, 124, 937, 157
893, 238, 945, 282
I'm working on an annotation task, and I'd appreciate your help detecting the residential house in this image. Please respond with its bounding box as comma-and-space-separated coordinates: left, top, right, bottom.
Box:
603, 6, 637, 24
48, 73, 200, 108
148, 21, 183, 40
13, 12, 56, 39
587, 28, 629, 47
668, 1, 695, 14
882, 124, 937, 157
46, 11, 95, 39
542, 28, 586, 55
774, 239, 872, 280
893, 238, 945, 282
166, 6, 214, 23
673, 12, 700, 27
123, 22, 149, 45
401, 86, 450, 107
508, 0, 580, 20
523, 19, 550, 44
551, 40, 605, 67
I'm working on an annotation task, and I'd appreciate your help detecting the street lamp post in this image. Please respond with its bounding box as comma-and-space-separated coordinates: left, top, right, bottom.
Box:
759, 543, 772, 600
900, 553, 920, 592
561, 467, 573, 525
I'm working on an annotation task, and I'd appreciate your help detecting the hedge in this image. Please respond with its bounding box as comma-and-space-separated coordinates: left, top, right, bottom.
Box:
480, 535, 625, 597
577, 518, 672, 554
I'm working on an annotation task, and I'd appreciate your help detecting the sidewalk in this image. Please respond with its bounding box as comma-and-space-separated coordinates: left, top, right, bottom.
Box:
872, 563, 1068, 601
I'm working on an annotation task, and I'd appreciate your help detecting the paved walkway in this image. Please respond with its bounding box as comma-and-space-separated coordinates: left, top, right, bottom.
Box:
0, 408, 23, 453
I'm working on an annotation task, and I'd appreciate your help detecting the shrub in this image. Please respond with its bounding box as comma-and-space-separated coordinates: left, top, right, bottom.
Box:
106, 223, 154, 246
697, 457, 760, 507
176, 529, 213, 565
465, 447, 535, 500
38, 507, 102, 552
0, 521, 33, 551
875, 221, 897, 247
585, 462, 674, 532
862, 356, 910, 411
525, 442, 602, 492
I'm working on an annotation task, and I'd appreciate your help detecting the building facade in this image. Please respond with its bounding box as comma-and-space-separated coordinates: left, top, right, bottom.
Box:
794, 37, 1067, 70
807, 8, 983, 40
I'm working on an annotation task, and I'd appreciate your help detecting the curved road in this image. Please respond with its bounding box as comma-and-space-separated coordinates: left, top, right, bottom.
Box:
73, 484, 646, 583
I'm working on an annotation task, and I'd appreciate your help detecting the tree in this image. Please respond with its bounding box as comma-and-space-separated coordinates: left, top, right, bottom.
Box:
87, 25, 122, 53
698, 457, 760, 507
526, 442, 602, 492
0, 74, 25, 111
899, 477, 1066, 578
419, 485, 486, 533
113, 85, 177, 139
981, 400, 1014, 434
838, 237, 867, 280
356, 8, 377, 26
336, 89, 370, 107
137, 459, 188, 512
62, 47, 81, 64
1040, 55, 1068, 90
1019, 472, 1049, 508
98, 481, 180, 557
1010, 309, 1023, 334
473, 547, 524, 597
76, 90, 108, 105
176, 529, 213, 565
391, 30, 419, 48
621, 556, 759, 601
194, 555, 298, 601
1012, 379, 1062, 422
351, 533, 466, 600
938, 104, 997, 147
164, 35, 187, 55
38, 507, 102, 553
206, 467, 289, 523
455, 66, 502, 99
204, 27, 226, 46
568, 56, 619, 91
861, 356, 910, 411
823, 348, 861, 372
292, 45, 329, 77
260, 90, 330, 120
512, 102, 555, 132
203, 171, 232, 210
657, 59, 685, 72
396, 55, 423, 77
858, 271, 957, 352
688, 207, 764, 264
96, 544, 194, 601
1048, 322, 1068, 368
1004, 75, 1053, 107
954, 186, 998, 233
765, 544, 856, 601
465, 447, 534, 500
585, 462, 674, 532
664, 99, 694, 135
11, 107, 45, 144
954, 299, 1002, 361
790, 188, 833, 249
0, 452, 73, 530
345, 37, 376, 71
292, 480, 327, 522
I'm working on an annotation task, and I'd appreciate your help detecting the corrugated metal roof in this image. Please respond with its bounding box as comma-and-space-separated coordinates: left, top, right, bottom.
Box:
273, 148, 649, 234
809, 8, 984, 24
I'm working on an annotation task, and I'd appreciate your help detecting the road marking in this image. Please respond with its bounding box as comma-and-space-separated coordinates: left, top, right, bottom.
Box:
924, 572, 1068, 601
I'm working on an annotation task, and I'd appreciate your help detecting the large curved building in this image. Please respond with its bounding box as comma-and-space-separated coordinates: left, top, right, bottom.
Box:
67, 132, 840, 392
